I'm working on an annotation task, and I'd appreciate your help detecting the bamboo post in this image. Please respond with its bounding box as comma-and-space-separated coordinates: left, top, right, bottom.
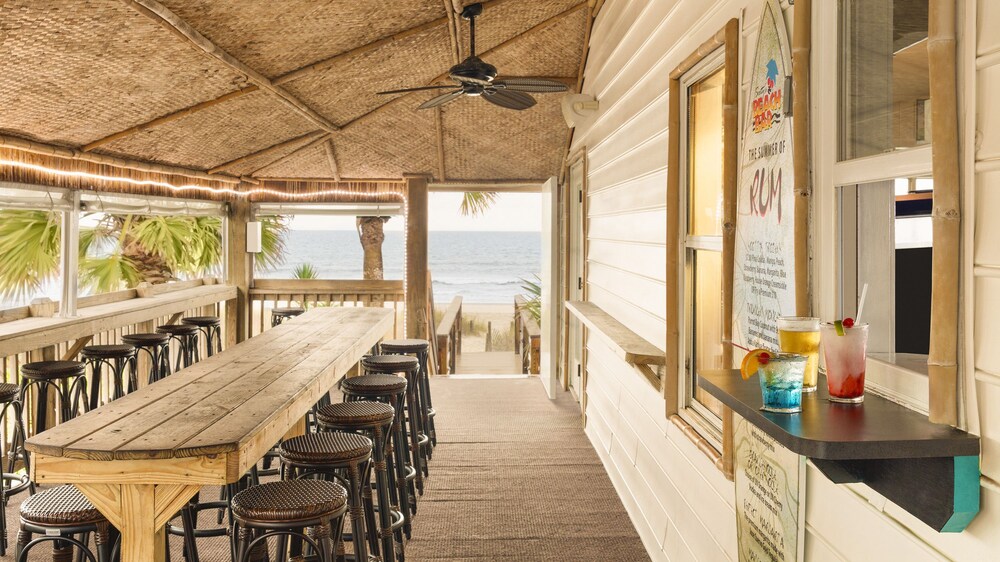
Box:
405, 175, 430, 340
927, 0, 960, 426
225, 199, 252, 346
793, 0, 812, 316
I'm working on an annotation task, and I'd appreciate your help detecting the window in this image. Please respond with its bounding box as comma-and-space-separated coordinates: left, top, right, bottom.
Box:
680, 54, 727, 431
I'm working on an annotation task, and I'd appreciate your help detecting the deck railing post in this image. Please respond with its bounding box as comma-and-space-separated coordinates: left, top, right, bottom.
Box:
225, 199, 252, 346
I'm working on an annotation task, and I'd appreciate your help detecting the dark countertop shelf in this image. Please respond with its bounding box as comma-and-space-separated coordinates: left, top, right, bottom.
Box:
698, 370, 980, 460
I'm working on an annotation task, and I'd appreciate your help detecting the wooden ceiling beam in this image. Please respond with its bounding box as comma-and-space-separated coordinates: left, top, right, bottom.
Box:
443, 0, 462, 64
207, 131, 325, 174
341, 2, 588, 129
249, 134, 333, 177
121, 0, 339, 133
81, 86, 259, 152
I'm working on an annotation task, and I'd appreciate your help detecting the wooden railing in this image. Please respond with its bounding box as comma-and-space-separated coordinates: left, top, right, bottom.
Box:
435, 296, 462, 374
514, 295, 541, 375
0, 278, 235, 439
248, 279, 405, 338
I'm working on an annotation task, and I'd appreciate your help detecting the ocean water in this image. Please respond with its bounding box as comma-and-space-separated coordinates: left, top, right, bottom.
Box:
259, 230, 541, 304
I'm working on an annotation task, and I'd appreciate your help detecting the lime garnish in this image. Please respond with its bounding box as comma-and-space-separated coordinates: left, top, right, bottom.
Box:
834, 319, 845, 336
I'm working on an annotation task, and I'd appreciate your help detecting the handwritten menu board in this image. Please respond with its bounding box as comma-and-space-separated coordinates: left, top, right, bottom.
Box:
732, 0, 796, 351
735, 416, 805, 562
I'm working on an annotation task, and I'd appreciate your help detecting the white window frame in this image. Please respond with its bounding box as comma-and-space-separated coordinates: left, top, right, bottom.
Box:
813, 0, 934, 412
677, 47, 727, 444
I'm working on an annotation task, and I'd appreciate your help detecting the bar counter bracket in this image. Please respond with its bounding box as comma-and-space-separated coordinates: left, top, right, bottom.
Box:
565, 301, 665, 387
698, 369, 981, 533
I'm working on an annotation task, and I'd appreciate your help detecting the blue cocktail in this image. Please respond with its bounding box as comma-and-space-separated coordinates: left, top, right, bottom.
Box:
757, 353, 807, 413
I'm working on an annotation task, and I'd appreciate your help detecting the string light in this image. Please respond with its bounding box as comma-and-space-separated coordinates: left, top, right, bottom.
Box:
0, 157, 414, 335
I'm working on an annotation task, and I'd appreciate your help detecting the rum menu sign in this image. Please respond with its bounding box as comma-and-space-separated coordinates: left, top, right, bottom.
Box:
733, 0, 796, 351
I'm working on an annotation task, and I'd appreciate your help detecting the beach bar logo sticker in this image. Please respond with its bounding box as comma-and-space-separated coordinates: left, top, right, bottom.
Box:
733, 0, 796, 354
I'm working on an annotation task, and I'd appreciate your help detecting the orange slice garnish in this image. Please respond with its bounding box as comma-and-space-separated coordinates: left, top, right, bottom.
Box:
740, 348, 772, 380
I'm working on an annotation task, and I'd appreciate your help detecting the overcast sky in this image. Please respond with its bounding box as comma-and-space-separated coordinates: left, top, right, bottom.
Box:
290, 192, 542, 231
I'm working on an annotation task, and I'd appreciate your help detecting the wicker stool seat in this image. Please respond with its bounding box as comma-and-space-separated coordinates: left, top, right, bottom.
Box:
317, 401, 394, 428
20, 485, 103, 526
157, 324, 200, 371
80, 344, 134, 359
122, 332, 170, 346
20, 361, 86, 380
180, 316, 219, 327
361, 354, 419, 373
379, 339, 429, 354
0, 383, 19, 402
271, 307, 305, 327
231, 480, 347, 562
156, 324, 199, 336
279, 432, 373, 466
342, 374, 407, 395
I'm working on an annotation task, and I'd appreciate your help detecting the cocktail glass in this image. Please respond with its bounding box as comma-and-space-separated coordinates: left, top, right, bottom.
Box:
757, 353, 807, 413
777, 317, 820, 392
821, 322, 869, 403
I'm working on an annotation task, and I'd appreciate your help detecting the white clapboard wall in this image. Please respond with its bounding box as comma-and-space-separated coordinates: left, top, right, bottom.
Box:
570, 0, 1000, 560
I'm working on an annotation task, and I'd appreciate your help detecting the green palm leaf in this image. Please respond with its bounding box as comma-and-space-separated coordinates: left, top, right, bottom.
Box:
460, 192, 499, 216
0, 210, 61, 302
292, 262, 319, 279
255, 215, 289, 273
80, 254, 141, 294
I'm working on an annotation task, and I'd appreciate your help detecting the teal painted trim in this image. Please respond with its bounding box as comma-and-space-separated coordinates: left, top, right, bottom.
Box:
940, 455, 980, 533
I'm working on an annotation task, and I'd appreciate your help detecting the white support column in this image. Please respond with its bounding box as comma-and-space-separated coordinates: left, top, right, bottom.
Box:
59, 191, 80, 318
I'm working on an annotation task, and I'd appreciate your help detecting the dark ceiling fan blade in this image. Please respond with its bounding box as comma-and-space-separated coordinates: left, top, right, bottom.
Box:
418, 89, 465, 109
482, 89, 536, 110
493, 77, 569, 93
378, 84, 457, 95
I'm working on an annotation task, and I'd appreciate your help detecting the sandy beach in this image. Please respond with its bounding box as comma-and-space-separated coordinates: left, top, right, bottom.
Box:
454, 303, 518, 352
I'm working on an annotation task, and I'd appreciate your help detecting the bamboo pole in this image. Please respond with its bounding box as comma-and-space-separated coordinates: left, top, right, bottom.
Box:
81, 87, 259, 152
248, 134, 334, 177
322, 140, 341, 182
435, 107, 447, 181
443, 0, 462, 64
120, 0, 339, 133
720, 18, 740, 481
0, 134, 240, 184
208, 131, 326, 174
927, 0, 961, 426
793, 0, 812, 317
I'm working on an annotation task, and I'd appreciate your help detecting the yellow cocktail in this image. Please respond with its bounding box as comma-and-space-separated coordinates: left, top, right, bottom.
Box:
777, 317, 820, 391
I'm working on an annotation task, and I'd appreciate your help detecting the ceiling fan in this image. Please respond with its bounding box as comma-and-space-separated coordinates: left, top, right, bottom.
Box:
376, 2, 569, 110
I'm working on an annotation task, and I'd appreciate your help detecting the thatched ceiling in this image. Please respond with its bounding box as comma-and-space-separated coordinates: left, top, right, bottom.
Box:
0, 0, 592, 186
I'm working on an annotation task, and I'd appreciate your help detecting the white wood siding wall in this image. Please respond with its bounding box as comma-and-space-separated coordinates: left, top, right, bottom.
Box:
571, 0, 999, 560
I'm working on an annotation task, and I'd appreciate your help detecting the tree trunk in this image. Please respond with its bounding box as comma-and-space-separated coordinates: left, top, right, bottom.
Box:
357, 216, 388, 307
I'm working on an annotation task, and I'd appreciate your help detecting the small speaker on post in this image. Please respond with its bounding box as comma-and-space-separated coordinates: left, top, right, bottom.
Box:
246, 221, 262, 253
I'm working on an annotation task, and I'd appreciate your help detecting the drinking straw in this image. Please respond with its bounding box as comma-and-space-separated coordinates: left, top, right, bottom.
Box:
855, 283, 869, 325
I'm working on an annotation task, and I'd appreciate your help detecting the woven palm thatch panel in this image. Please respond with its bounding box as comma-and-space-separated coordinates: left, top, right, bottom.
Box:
456, 0, 583, 58
0, 0, 246, 147
159, 0, 445, 78
441, 94, 567, 180
487, 7, 587, 78
222, 134, 324, 177
329, 100, 437, 179
284, 26, 453, 125
98, 90, 315, 170
251, 141, 331, 178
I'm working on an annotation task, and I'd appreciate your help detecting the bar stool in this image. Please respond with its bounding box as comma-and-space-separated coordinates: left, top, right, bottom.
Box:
81, 344, 136, 407
279, 432, 374, 562
19, 361, 88, 433
341, 374, 415, 539
181, 316, 222, 358
380, 339, 436, 450
271, 306, 305, 327
15, 484, 116, 562
165, 470, 255, 562
362, 355, 428, 486
231, 480, 347, 562
156, 324, 200, 371
0, 383, 33, 556
317, 401, 402, 562
122, 333, 172, 384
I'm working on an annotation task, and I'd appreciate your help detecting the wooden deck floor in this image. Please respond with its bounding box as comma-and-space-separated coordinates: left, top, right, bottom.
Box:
454, 350, 522, 374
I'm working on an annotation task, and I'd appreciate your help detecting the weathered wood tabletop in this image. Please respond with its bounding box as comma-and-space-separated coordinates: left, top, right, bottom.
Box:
25, 306, 394, 562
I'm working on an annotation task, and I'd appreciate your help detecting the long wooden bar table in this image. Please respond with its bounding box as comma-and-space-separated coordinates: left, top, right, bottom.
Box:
25, 307, 394, 562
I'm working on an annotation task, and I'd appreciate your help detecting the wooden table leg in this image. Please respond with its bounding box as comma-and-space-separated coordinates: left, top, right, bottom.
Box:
78, 483, 199, 562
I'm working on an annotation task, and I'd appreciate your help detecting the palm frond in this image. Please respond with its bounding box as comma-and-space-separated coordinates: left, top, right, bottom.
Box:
255, 216, 289, 273
292, 263, 319, 279
0, 210, 61, 302
459, 192, 499, 216
519, 274, 542, 324
80, 254, 141, 294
